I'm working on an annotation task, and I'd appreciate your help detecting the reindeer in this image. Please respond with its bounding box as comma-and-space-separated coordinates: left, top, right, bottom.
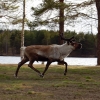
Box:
15, 34, 82, 78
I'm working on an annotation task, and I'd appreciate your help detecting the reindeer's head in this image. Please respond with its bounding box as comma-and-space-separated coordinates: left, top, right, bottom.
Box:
60, 33, 82, 50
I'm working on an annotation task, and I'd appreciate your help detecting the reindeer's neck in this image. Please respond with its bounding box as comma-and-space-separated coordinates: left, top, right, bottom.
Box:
60, 43, 74, 53
48, 43, 74, 60
56, 43, 74, 60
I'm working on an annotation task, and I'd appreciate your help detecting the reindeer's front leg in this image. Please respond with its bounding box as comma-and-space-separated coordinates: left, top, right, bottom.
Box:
58, 60, 68, 75
63, 61, 68, 75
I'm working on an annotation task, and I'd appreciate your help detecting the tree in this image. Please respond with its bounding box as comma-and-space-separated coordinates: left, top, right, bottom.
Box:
30, 0, 95, 44
95, 0, 100, 65
30, 0, 66, 44
59, 0, 64, 44
20, 0, 25, 59
0, 0, 20, 29
21, 0, 25, 47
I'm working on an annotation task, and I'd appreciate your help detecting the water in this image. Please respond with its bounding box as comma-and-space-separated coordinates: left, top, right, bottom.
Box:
0, 56, 97, 66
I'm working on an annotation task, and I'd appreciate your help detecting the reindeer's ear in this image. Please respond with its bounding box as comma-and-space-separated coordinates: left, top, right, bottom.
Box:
68, 37, 76, 45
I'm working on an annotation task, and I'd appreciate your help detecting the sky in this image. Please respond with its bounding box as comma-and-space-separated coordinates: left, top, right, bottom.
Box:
0, 0, 98, 34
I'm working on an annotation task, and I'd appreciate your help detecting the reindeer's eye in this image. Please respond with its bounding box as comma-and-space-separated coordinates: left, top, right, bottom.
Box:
70, 41, 76, 46
72, 39, 76, 42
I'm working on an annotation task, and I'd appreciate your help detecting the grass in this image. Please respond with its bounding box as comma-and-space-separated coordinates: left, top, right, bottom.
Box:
0, 64, 100, 100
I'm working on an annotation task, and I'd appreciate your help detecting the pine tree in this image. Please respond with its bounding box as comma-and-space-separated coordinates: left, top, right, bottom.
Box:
95, 0, 100, 65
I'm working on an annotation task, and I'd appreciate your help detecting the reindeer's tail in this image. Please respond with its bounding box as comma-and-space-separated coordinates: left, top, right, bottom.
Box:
20, 47, 26, 60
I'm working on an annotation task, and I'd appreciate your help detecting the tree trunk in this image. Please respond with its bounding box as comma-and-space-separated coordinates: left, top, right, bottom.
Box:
95, 0, 100, 65
59, 0, 64, 44
21, 0, 25, 47
21, 0, 25, 60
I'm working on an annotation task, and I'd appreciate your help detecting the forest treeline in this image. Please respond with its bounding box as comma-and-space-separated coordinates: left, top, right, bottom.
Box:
0, 30, 97, 57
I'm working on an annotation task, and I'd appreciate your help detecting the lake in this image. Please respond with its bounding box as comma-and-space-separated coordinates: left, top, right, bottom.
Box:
0, 56, 97, 66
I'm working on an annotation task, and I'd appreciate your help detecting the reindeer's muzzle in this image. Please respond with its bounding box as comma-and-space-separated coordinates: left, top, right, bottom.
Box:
72, 42, 82, 50
77, 43, 82, 49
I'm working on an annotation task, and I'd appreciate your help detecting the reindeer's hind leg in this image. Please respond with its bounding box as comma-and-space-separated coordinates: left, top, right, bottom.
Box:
28, 60, 41, 75
15, 57, 29, 78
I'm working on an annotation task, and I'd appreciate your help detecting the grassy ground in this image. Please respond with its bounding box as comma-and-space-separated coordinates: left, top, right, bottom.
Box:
0, 64, 100, 100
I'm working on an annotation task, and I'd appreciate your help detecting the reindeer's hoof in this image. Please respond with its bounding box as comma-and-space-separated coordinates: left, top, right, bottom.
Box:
14, 74, 18, 78
64, 73, 66, 76
40, 74, 44, 78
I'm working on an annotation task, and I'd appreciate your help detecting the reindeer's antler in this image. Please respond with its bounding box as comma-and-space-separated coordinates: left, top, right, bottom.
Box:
60, 33, 75, 44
